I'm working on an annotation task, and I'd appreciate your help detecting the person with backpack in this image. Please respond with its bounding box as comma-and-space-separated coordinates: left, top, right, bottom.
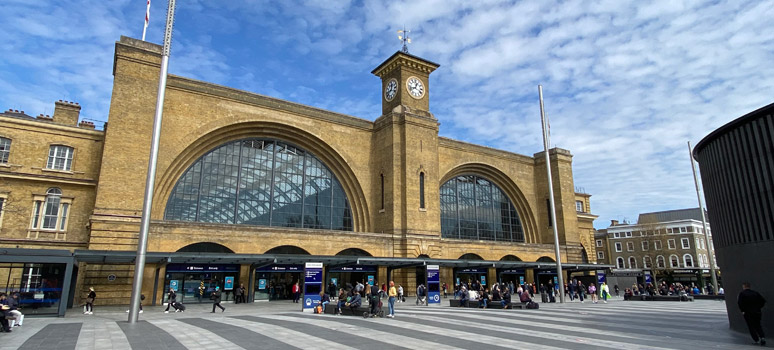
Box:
416, 284, 426, 305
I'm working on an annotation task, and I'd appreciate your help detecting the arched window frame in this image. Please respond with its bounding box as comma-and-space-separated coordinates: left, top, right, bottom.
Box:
616, 257, 625, 269
656, 255, 666, 268
164, 139, 353, 231
439, 174, 524, 242
643, 256, 652, 269
683, 254, 694, 267
629, 256, 637, 269
29, 187, 71, 239
669, 254, 680, 268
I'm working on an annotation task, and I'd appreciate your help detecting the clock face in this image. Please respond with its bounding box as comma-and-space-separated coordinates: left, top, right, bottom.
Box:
406, 76, 425, 99
384, 78, 398, 101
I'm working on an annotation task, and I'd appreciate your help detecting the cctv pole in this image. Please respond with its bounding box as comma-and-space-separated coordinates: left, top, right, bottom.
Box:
129, 0, 176, 323
539, 85, 565, 303
687, 141, 718, 294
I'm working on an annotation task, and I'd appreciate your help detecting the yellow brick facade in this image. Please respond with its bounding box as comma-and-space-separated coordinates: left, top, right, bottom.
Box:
1, 36, 598, 306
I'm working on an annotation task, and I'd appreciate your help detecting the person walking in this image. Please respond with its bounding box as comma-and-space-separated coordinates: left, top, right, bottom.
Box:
397, 285, 404, 302
387, 281, 397, 318
85, 287, 96, 314
234, 283, 244, 304
165, 288, 179, 313
416, 284, 426, 305
600, 282, 610, 303
738, 282, 766, 346
211, 286, 225, 313
589, 283, 598, 303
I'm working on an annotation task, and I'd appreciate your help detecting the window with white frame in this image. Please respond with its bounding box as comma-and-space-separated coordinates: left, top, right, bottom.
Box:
642, 241, 649, 251
575, 200, 583, 212
629, 257, 637, 269
30, 188, 71, 233
683, 254, 694, 267
596, 239, 603, 247
670, 255, 680, 268
0, 137, 10, 164
47, 145, 74, 171
0, 194, 6, 228
656, 255, 666, 268
681, 238, 690, 249
696, 237, 701, 250
615, 242, 622, 252
667, 239, 676, 249
597, 251, 604, 259
627, 241, 634, 251
614, 232, 620, 238
700, 239, 705, 250
703, 254, 709, 267
680, 227, 687, 233
625, 231, 632, 237
617, 257, 625, 268
643, 256, 652, 269
654, 240, 662, 250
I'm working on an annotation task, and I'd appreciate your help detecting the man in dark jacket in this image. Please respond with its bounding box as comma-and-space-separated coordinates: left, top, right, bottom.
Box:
211, 286, 225, 313
738, 282, 766, 345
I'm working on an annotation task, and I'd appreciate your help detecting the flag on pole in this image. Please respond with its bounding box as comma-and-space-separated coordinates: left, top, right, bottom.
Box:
142, 0, 151, 41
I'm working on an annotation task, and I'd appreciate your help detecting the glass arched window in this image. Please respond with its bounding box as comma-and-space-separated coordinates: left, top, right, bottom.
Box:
683, 254, 694, 267
656, 255, 665, 268
440, 175, 524, 242
629, 257, 637, 269
670, 255, 680, 268
164, 139, 352, 231
30, 187, 70, 232
616, 257, 625, 268
643, 256, 652, 269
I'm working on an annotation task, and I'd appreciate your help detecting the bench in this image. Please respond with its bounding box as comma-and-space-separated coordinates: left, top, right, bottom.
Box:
449, 299, 530, 309
693, 294, 724, 300
323, 303, 372, 316
631, 295, 694, 302
449, 299, 479, 308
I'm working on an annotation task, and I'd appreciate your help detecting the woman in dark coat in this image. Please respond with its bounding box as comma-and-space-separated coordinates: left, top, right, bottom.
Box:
165, 288, 179, 313
211, 286, 225, 313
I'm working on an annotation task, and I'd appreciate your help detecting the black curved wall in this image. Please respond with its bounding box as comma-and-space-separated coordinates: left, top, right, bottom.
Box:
694, 102, 774, 333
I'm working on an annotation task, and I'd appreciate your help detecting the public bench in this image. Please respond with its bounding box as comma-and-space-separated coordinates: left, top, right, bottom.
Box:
693, 294, 724, 300
323, 303, 372, 315
448, 299, 529, 309
631, 295, 694, 302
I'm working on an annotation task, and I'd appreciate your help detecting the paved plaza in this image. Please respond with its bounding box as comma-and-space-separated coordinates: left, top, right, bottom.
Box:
0, 298, 761, 349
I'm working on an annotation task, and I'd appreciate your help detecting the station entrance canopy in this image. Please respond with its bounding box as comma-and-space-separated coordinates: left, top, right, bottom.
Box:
72, 250, 612, 272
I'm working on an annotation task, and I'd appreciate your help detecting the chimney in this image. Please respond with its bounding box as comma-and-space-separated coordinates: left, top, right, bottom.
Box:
37, 113, 53, 122
610, 219, 619, 227
53, 100, 81, 126
78, 120, 95, 129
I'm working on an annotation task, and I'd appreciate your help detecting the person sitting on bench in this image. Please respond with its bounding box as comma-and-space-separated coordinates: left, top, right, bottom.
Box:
478, 288, 490, 308
501, 288, 512, 309
459, 285, 469, 307
346, 291, 362, 313
520, 288, 532, 304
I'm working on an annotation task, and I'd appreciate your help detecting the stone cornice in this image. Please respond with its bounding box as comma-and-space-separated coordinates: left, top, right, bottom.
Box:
371, 51, 440, 77
439, 137, 534, 165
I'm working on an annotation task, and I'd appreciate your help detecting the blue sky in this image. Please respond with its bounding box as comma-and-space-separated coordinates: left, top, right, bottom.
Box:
1, 0, 772, 229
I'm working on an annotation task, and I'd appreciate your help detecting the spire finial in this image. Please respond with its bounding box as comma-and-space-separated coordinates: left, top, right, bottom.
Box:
397, 25, 411, 53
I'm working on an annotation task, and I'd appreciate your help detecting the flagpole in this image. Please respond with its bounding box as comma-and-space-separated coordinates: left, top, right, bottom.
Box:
128, 0, 175, 324
687, 141, 718, 294
539, 85, 565, 303
142, 0, 151, 41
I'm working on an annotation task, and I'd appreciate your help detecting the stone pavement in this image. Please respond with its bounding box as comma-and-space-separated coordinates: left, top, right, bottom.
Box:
0, 298, 763, 349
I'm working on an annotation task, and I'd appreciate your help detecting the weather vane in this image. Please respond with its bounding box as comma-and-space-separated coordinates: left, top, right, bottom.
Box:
397, 26, 411, 53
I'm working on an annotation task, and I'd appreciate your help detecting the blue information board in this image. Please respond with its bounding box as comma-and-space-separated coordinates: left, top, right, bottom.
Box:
169, 280, 179, 292
644, 272, 652, 284
519, 276, 525, 285
258, 279, 267, 290
367, 275, 374, 286
597, 271, 606, 284
427, 265, 440, 305
330, 278, 337, 287
224, 276, 234, 290
303, 262, 323, 312
480, 275, 487, 287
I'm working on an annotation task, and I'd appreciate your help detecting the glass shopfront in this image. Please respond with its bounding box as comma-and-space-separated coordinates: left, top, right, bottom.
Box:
454, 268, 488, 288
0, 262, 67, 316
164, 264, 240, 303
327, 266, 376, 291
254, 265, 303, 301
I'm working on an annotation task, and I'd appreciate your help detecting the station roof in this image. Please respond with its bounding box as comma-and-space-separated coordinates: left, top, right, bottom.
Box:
72, 250, 612, 272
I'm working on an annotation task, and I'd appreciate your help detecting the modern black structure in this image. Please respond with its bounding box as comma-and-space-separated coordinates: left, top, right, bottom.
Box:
694, 102, 774, 333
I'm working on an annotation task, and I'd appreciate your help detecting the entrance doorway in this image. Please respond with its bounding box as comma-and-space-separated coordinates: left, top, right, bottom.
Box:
164, 264, 240, 303
254, 265, 303, 301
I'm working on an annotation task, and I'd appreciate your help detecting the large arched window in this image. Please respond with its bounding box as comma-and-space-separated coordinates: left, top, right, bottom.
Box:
656, 255, 666, 268
440, 175, 524, 242
629, 257, 637, 269
683, 254, 694, 267
643, 256, 652, 269
164, 139, 352, 231
616, 257, 625, 268
670, 254, 680, 268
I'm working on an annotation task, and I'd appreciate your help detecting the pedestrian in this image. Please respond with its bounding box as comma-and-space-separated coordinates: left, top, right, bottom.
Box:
387, 281, 397, 317
600, 282, 610, 303
614, 284, 620, 297
397, 285, 404, 302
165, 288, 179, 313
6, 293, 23, 327
84, 287, 96, 314
738, 282, 766, 346
292, 281, 300, 303
589, 283, 598, 303
0, 294, 12, 333
235, 283, 244, 304
319, 291, 330, 312
568, 280, 576, 301
416, 284, 426, 305
443, 282, 448, 298
211, 286, 225, 313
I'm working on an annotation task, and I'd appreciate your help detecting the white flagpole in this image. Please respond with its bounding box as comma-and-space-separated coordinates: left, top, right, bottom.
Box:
142, 0, 151, 41
539, 85, 565, 303
687, 141, 718, 294
129, 0, 174, 324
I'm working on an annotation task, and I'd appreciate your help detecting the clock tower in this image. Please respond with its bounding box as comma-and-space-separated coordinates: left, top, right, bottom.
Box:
372, 51, 439, 117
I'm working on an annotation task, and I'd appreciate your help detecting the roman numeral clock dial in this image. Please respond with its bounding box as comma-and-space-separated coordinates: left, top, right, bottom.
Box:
407, 76, 424, 99
384, 78, 398, 101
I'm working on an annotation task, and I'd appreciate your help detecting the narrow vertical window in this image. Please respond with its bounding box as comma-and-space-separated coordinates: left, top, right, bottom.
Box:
0, 137, 10, 164
419, 172, 425, 209
546, 199, 552, 226
380, 174, 384, 210
31, 200, 42, 228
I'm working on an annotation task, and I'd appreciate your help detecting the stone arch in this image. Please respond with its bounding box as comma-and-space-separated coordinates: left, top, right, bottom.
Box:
265, 245, 311, 255
154, 121, 370, 232
440, 163, 536, 243
580, 245, 589, 263
459, 253, 484, 260
176, 242, 234, 253
335, 248, 372, 256
536, 256, 555, 263
500, 255, 522, 261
